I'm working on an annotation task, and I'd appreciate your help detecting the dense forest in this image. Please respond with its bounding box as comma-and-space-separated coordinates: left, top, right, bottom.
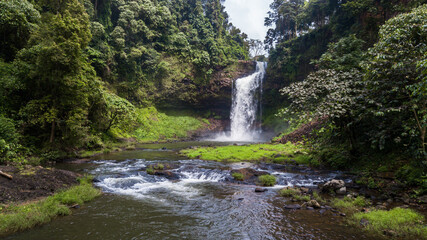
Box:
0, 0, 250, 163
264, 0, 427, 188
1, 0, 427, 238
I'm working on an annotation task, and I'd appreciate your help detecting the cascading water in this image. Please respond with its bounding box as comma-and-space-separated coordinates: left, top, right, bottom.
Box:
212, 61, 267, 142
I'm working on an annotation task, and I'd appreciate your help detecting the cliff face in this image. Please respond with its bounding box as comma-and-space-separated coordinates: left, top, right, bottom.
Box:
155, 61, 256, 118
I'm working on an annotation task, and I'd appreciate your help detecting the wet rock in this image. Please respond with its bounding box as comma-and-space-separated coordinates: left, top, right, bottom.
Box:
340, 213, 346, 217
255, 188, 268, 192
306, 207, 314, 210
325, 205, 332, 210
321, 179, 345, 193
70, 204, 80, 209
154, 171, 179, 180
336, 187, 347, 195
305, 200, 321, 209
319, 209, 326, 214
284, 204, 301, 210
346, 192, 358, 199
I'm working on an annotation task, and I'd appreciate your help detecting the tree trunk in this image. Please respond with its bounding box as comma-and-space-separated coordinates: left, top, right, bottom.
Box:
50, 119, 55, 143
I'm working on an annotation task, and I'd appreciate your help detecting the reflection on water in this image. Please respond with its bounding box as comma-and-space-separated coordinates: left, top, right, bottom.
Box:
6, 142, 376, 240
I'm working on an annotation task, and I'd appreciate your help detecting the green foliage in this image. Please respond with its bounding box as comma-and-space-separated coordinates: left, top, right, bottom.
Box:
153, 164, 164, 170
181, 142, 310, 163
258, 175, 277, 186
332, 196, 370, 213
363, 5, 427, 153
0, 0, 250, 162
146, 167, 154, 175
231, 172, 244, 181
279, 188, 301, 198
0, 176, 100, 236
0, 0, 40, 61
352, 208, 427, 239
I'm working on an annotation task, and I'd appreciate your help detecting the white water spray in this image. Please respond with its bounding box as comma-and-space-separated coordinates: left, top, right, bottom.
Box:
212, 61, 266, 142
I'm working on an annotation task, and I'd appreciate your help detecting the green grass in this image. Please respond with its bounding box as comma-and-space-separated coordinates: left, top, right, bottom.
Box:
153, 164, 164, 170
146, 167, 154, 175
134, 107, 207, 142
352, 208, 427, 239
312, 191, 326, 204
332, 196, 370, 213
279, 188, 301, 197
180, 142, 312, 164
279, 188, 311, 201
258, 175, 277, 186
232, 172, 244, 181
0, 177, 100, 236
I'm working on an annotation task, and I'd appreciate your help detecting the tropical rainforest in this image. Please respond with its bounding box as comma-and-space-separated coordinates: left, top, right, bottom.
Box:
1, 0, 427, 239
0, 0, 250, 163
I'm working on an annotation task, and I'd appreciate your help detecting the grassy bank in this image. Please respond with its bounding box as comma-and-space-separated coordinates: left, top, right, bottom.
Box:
133, 107, 207, 142
0, 176, 101, 236
352, 208, 427, 239
180, 142, 314, 164
78, 107, 209, 158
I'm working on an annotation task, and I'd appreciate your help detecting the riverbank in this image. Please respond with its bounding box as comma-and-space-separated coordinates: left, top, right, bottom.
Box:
180, 142, 427, 239
0, 167, 100, 237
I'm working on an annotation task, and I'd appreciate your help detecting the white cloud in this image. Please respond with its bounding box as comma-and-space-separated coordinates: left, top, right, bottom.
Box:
223, 0, 273, 41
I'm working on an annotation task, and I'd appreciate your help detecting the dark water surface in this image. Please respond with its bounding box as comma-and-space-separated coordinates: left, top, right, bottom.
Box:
6, 142, 376, 240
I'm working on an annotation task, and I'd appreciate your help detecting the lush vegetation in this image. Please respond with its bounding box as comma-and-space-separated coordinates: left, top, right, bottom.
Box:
258, 175, 277, 186
331, 196, 371, 213
0, 0, 250, 164
181, 142, 313, 164
267, 1, 427, 190
352, 208, 427, 239
133, 107, 206, 142
0, 176, 100, 236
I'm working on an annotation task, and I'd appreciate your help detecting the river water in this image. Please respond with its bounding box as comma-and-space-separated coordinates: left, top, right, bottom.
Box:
6, 142, 377, 240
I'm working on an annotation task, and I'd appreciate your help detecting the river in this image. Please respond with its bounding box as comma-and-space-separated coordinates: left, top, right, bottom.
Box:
6, 141, 376, 240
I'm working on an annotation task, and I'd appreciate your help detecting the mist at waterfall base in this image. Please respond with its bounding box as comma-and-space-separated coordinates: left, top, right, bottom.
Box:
208, 62, 268, 142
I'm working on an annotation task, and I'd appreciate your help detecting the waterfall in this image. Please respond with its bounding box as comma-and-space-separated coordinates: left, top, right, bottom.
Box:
211, 61, 266, 142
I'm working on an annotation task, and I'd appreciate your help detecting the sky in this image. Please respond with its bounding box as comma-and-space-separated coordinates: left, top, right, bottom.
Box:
223, 0, 274, 41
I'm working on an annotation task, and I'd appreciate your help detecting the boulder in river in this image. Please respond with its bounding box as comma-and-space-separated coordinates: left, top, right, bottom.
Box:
336, 187, 347, 195
304, 200, 321, 209
255, 188, 268, 192
321, 179, 345, 194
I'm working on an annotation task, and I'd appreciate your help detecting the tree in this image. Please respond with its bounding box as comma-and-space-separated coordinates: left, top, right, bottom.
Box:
16, 0, 96, 147
0, 0, 40, 61
249, 39, 264, 59
363, 5, 427, 153
280, 35, 366, 150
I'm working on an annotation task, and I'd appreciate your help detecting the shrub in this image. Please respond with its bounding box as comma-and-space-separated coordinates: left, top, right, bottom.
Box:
153, 164, 164, 170
232, 172, 244, 181
258, 175, 277, 186
146, 167, 154, 175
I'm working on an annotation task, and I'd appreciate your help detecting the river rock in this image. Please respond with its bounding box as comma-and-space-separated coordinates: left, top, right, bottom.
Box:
321, 179, 345, 193
304, 200, 321, 209
255, 188, 268, 192
336, 187, 347, 195
284, 204, 301, 210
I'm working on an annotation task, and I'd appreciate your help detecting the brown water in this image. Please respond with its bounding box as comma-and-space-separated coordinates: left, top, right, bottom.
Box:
6, 142, 377, 240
